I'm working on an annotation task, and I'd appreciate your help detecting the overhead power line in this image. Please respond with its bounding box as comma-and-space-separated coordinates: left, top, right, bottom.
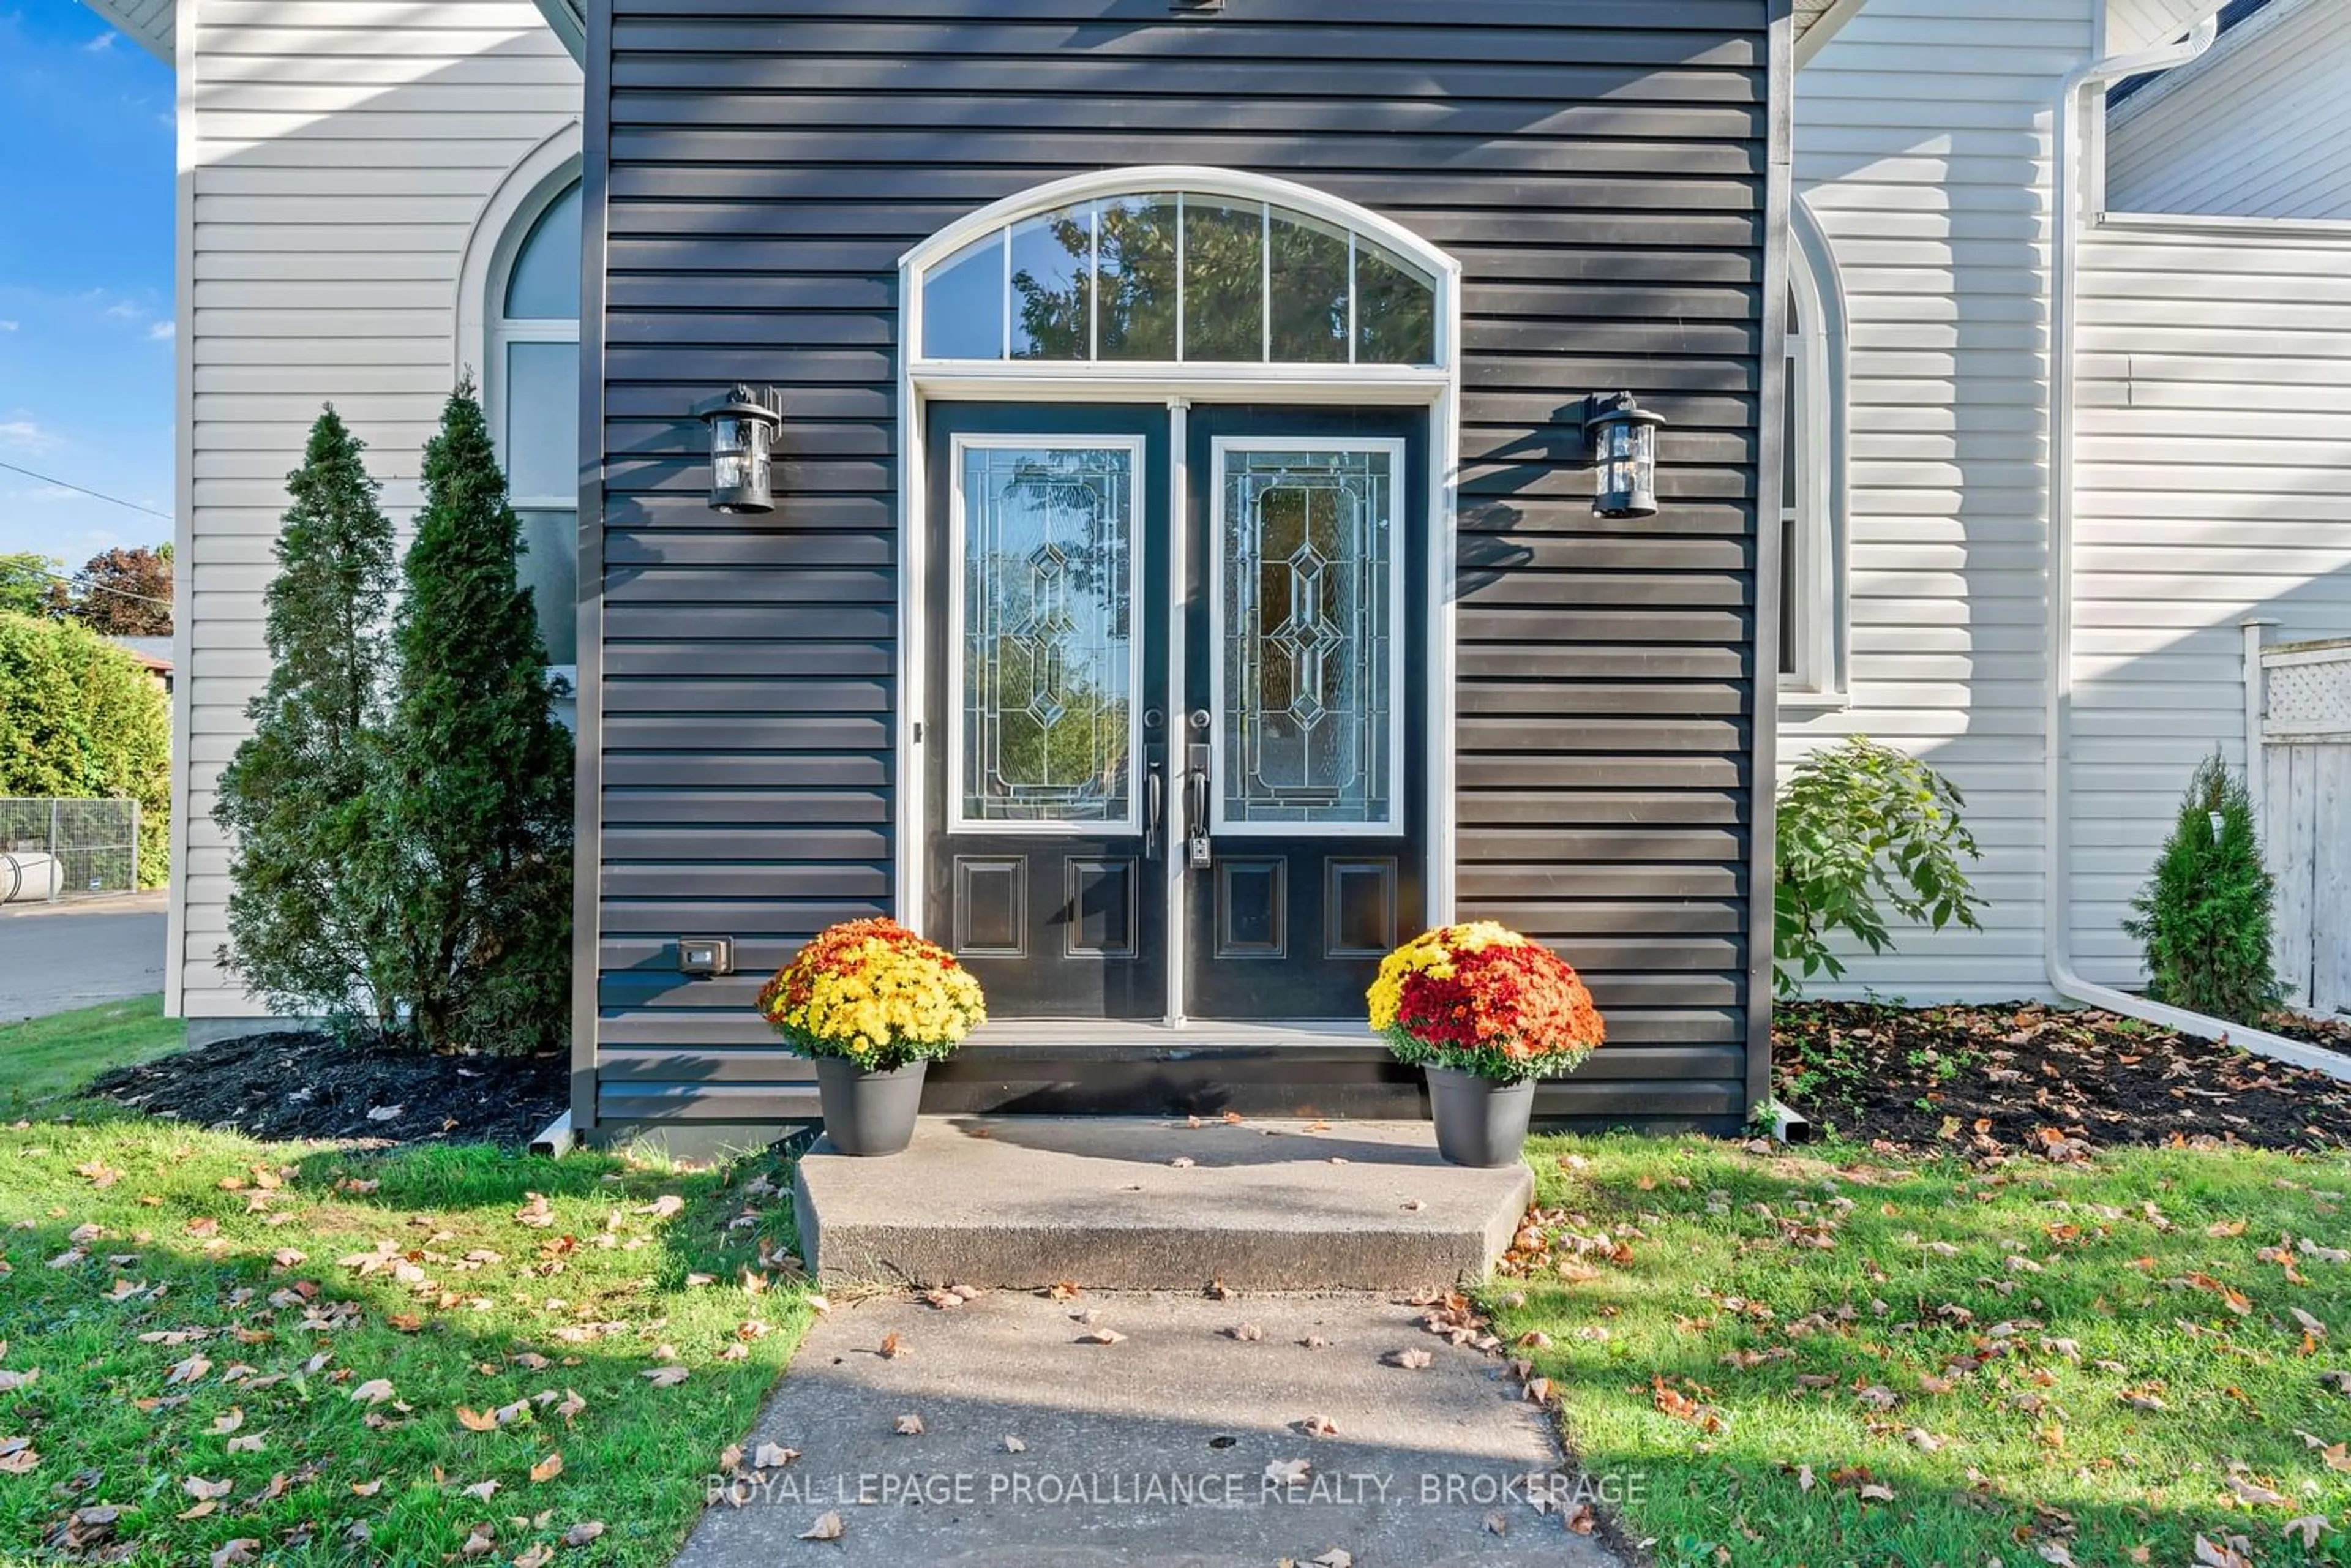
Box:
0, 458, 174, 523
33, 562, 173, 610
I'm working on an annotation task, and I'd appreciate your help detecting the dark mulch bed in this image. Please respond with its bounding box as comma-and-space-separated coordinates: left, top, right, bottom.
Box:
1774, 1000, 2351, 1157
85, 1030, 566, 1148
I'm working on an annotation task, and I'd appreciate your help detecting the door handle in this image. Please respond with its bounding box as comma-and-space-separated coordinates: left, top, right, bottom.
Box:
1144, 757, 1165, 861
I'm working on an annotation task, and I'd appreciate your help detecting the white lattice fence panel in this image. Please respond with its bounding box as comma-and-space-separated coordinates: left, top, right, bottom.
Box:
2265, 640, 2351, 742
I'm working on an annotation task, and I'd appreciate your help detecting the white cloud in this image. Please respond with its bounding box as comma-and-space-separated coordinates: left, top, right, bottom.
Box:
84, 31, 115, 51
0, 321, 17, 332
148, 320, 176, 342
32, 485, 78, 501
103, 299, 143, 321
0, 420, 61, 452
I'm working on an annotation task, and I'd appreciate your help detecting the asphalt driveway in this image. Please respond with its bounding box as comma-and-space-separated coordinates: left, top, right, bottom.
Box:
0, 890, 168, 1022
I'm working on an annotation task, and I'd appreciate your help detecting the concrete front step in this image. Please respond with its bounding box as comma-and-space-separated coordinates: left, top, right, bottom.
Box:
793, 1117, 1534, 1291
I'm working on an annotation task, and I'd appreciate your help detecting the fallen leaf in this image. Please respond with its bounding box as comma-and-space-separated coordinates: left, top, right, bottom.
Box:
895, 1413, 924, 1435
640, 1366, 689, 1387
1226, 1323, 1264, 1342
563, 1522, 606, 1547
639, 1195, 684, 1218
183, 1475, 233, 1501
464, 1479, 500, 1501
1301, 1414, 1339, 1437
1265, 1458, 1312, 1486
1387, 1348, 1433, 1370
877, 1332, 906, 1360
349, 1378, 395, 1405
754, 1442, 799, 1469
211, 1540, 260, 1567
458, 1406, 500, 1432
210, 1408, 244, 1435
530, 1452, 563, 1483
2195, 1535, 2255, 1568
514, 1544, 555, 1568
1003, 1435, 1026, 1453
800, 1510, 845, 1542
226, 1434, 262, 1454
1078, 1327, 1127, 1345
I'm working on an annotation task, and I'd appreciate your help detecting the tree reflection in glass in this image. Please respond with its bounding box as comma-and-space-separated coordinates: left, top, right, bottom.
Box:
982, 193, 1436, 366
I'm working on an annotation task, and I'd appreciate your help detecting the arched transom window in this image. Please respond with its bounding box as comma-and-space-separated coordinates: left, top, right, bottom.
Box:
913, 179, 1442, 367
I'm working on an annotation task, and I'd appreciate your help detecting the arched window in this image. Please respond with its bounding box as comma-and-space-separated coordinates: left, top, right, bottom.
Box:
909, 176, 1445, 368
489, 179, 580, 669
1783, 197, 1847, 701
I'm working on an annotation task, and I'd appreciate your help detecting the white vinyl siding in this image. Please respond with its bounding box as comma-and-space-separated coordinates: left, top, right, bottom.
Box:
173, 0, 579, 1019
1788, 0, 2093, 998
2071, 220, 2351, 973
2106, 0, 2351, 221
1791, 0, 2351, 1002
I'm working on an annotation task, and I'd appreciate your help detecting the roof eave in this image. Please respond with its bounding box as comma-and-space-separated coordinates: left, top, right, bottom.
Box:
77, 0, 174, 67
534, 0, 587, 65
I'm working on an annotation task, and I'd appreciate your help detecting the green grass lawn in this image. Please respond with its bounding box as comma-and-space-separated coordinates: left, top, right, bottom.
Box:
1493, 1134, 2351, 1567
0, 996, 184, 1116
0, 1119, 809, 1564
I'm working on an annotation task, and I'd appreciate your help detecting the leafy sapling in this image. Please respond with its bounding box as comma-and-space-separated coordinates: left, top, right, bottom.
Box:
1773, 736, 1987, 996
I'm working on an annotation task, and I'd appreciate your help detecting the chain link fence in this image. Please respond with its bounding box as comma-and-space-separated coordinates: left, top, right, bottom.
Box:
0, 798, 142, 903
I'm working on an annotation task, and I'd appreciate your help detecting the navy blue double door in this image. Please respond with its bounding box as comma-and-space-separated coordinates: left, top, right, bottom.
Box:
922, 401, 1429, 1021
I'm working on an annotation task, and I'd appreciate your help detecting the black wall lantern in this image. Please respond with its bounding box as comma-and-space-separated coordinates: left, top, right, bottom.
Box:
696, 384, 782, 514
1584, 391, 1665, 520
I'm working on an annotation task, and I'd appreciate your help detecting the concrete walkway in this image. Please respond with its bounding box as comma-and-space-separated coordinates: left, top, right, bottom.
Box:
0, 891, 166, 1022
675, 1288, 1624, 1567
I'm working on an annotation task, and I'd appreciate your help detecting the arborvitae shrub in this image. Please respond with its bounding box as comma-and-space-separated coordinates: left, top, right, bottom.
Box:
213, 407, 403, 1032
2123, 751, 2281, 1024
364, 380, 573, 1054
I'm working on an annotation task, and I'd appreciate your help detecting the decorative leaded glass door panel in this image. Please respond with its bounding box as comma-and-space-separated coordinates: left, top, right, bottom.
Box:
924, 404, 1170, 1018
1183, 409, 1427, 1020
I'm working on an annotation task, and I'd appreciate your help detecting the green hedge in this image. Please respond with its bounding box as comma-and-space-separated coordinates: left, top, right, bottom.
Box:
0, 612, 171, 887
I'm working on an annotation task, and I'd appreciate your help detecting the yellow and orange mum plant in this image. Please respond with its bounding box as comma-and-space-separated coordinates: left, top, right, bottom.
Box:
757, 918, 987, 1070
1368, 921, 1605, 1082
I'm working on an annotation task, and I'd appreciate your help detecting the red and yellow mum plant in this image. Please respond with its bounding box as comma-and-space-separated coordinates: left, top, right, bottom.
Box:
1367, 921, 1605, 1082
757, 918, 987, 1070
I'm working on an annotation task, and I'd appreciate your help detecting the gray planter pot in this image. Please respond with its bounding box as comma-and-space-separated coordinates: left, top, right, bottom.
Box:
1425, 1065, 1537, 1168
811, 1057, 929, 1157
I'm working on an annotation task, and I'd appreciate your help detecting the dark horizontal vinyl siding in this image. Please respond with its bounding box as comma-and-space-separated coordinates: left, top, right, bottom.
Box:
590, 0, 1774, 1126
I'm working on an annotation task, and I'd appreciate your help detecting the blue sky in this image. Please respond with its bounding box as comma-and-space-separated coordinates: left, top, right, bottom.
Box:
0, 1, 177, 568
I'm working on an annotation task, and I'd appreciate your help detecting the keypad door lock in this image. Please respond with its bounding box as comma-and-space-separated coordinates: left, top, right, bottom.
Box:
1186, 735, 1213, 869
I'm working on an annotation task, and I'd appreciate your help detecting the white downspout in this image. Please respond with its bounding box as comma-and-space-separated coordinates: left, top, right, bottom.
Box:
2042, 13, 2349, 1078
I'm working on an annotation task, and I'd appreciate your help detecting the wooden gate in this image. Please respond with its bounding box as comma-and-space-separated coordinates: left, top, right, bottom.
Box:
2257, 638, 2351, 1016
